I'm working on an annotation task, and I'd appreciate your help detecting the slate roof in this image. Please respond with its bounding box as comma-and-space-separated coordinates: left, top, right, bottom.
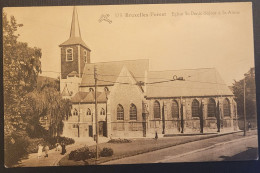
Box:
146, 68, 233, 98
59, 37, 90, 50
71, 91, 109, 103
80, 59, 149, 86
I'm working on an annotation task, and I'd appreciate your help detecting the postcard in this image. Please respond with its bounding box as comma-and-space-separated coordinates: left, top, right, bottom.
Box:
3, 2, 257, 167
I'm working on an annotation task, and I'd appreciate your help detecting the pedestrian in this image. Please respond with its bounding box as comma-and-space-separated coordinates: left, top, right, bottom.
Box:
248, 121, 252, 131
55, 143, 58, 151
37, 143, 43, 159
155, 131, 158, 140
61, 142, 66, 155
44, 145, 49, 158
57, 143, 62, 152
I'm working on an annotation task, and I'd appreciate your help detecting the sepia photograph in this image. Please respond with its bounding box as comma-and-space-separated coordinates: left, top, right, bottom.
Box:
3, 2, 258, 168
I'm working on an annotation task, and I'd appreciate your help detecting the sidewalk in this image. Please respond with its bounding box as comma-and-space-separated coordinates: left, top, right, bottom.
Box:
16, 137, 107, 167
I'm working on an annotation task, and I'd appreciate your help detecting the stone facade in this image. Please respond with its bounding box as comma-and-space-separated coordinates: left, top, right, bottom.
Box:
146, 96, 238, 136
60, 7, 238, 140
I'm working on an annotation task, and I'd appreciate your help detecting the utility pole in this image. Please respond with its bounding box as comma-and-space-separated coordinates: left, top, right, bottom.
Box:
244, 75, 246, 136
180, 96, 184, 133
78, 83, 80, 137
94, 66, 99, 162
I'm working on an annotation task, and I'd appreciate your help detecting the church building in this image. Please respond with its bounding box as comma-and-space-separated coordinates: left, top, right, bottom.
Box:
60, 7, 238, 139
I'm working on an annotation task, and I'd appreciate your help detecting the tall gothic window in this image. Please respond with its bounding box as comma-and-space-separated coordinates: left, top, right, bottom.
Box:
117, 104, 124, 120
223, 98, 231, 117
130, 104, 137, 120
207, 98, 216, 117
192, 99, 200, 117
100, 108, 105, 115
86, 108, 91, 116
66, 48, 73, 61
154, 100, 160, 119
172, 100, 179, 118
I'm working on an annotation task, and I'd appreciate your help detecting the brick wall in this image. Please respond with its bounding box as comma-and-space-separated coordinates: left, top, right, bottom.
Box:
61, 45, 79, 79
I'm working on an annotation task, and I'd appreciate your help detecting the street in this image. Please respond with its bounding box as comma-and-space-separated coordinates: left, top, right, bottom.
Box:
102, 133, 258, 165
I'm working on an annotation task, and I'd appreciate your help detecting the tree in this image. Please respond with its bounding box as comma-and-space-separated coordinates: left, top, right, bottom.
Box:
3, 12, 72, 167
3, 12, 42, 167
232, 68, 256, 120
23, 78, 71, 138
40, 86, 72, 137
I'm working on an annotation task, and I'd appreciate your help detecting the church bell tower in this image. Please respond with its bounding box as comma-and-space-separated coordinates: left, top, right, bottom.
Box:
59, 7, 91, 97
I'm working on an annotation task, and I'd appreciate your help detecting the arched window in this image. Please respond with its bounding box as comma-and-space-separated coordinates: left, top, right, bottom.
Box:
192, 99, 200, 117
207, 98, 216, 117
223, 98, 230, 117
86, 108, 91, 116
66, 48, 73, 61
130, 104, 137, 120
172, 100, 179, 118
73, 109, 78, 116
117, 104, 124, 120
89, 88, 94, 92
83, 50, 87, 63
104, 87, 109, 92
100, 108, 105, 115
154, 100, 160, 119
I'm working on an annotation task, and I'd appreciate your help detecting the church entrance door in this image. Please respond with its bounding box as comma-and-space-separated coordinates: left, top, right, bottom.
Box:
89, 125, 93, 137
99, 121, 107, 137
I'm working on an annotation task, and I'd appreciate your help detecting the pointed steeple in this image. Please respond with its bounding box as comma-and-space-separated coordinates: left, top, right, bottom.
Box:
59, 6, 90, 50
70, 6, 81, 38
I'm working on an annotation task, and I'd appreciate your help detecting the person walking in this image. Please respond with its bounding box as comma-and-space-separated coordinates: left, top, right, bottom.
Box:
248, 121, 252, 131
57, 143, 62, 153
37, 144, 43, 159
61, 142, 66, 155
155, 131, 158, 140
44, 145, 49, 158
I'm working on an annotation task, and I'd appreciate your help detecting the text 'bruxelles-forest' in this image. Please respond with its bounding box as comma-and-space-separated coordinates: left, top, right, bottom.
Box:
116, 12, 167, 17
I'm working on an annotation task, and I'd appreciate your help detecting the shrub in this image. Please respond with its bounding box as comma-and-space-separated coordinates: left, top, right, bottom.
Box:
99, 147, 113, 157
58, 136, 75, 146
43, 136, 75, 149
108, 138, 132, 143
68, 147, 95, 161
4, 132, 30, 167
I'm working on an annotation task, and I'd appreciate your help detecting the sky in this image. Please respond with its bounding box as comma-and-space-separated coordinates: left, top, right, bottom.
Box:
4, 2, 255, 85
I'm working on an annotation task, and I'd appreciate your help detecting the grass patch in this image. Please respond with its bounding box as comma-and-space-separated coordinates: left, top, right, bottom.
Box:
59, 135, 212, 166
59, 130, 252, 166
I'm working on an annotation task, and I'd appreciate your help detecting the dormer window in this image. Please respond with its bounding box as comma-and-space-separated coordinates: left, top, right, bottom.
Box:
66, 48, 73, 61
84, 50, 87, 63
